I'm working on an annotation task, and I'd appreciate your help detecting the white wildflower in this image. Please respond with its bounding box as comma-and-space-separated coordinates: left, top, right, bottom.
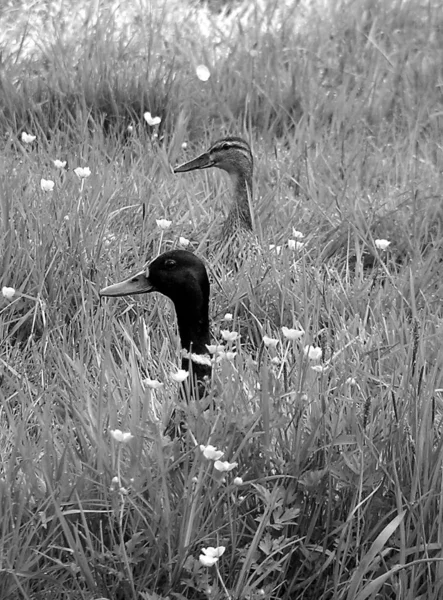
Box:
269, 244, 282, 255
220, 330, 239, 342
199, 554, 218, 567
311, 364, 329, 373
216, 351, 236, 361
110, 429, 133, 443
143, 378, 164, 390
263, 335, 279, 348
288, 239, 305, 251
199, 546, 225, 566
170, 369, 189, 383
200, 445, 224, 460
304, 345, 323, 360
74, 166, 91, 179
53, 159, 67, 169
206, 344, 225, 354
21, 132, 36, 144
196, 65, 211, 81
2, 286, 15, 299
375, 239, 391, 251
156, 218, 172, 230
214, 460, 238, 472
144, 112, 161, 126
281, 326, 304, 340
40, 178, 55, 192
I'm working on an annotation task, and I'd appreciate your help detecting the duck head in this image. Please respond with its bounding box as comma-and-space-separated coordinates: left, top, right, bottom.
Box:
174, 136, 253, 178
100, 249, 211, 359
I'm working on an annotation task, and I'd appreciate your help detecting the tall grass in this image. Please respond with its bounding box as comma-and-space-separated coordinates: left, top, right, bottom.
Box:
1, 0, 443, 598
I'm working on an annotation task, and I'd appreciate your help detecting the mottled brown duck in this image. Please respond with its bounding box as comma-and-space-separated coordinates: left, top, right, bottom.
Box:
174, 136, 262, 270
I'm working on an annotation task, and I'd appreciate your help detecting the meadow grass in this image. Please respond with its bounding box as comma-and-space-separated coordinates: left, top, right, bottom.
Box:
1, 0, 443, 598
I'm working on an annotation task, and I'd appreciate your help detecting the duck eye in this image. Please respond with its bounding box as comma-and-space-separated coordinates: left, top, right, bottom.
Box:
164, 259, 176, 269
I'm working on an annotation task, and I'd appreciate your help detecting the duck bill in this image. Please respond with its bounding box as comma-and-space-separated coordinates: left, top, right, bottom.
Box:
100, 269, 155, 297
174, 152, 214, 173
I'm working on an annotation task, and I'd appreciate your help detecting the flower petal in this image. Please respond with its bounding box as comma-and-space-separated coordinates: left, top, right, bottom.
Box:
196, 65, 211, 81
281, 326, 304, 340
199, 554, 218, 567
144, 112, 162, 126
40, 178, 55, 192
214, 460, 238, 472
21, 132, 36, 144
170, 369, 189, 383
2, 286, 15, 300
304, 345, 323, 360
156, 219, 172, 230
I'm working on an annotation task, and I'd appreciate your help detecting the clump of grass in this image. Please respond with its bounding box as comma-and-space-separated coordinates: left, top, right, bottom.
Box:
1, 1, 443, 599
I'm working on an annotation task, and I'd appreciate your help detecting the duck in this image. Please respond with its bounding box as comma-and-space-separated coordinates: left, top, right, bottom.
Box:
99, 249, 212, 401
174, 136, 260, 269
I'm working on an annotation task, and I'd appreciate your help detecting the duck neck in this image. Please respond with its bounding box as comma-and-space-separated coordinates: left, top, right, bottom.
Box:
175, 303, 211, 382
224, 169, 253, 233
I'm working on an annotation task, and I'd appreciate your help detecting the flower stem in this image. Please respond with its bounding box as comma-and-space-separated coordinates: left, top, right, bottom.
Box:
215, 563, 231, 600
